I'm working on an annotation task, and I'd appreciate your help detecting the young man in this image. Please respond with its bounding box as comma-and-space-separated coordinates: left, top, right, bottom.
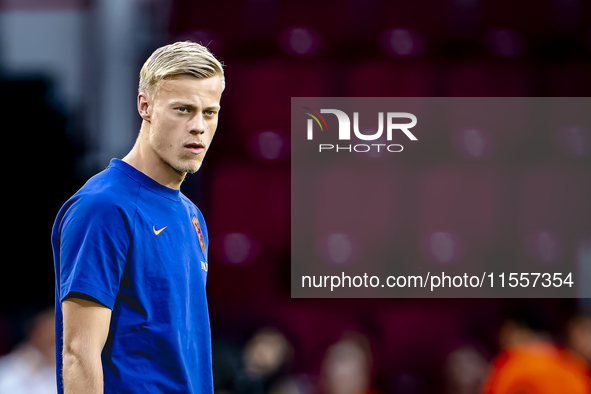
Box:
52, 41, 224, 394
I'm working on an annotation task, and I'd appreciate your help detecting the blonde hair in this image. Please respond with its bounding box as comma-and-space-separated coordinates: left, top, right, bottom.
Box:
138, 41, 224, 94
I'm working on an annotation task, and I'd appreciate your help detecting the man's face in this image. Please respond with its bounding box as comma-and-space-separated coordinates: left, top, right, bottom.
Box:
144, 74, 223, 175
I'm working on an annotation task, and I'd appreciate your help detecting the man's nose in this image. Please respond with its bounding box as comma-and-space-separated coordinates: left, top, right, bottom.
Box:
190, 113, 205, 134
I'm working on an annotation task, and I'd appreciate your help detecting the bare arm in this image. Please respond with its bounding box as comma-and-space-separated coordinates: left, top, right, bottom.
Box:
62, 297, 111, 394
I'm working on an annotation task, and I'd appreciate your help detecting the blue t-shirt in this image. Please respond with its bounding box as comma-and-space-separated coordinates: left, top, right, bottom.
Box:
52, 159, 212, 394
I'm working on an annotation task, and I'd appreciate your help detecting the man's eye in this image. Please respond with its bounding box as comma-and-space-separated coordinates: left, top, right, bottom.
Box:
204, 110, 216, 116
178, 107, 190, 113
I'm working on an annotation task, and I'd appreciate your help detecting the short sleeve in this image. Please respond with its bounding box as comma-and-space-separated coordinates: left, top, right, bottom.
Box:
57, 195, 132, 310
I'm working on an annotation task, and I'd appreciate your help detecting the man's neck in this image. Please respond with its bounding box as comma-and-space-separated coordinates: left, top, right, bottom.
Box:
122, 128, 186, 190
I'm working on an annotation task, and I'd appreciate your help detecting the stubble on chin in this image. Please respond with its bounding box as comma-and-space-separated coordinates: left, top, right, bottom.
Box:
160, 155, 201, 176
165, 152, 203, 175
178, 163, 200, 175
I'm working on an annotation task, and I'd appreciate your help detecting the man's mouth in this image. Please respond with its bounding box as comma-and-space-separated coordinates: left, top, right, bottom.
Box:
185, 143, 205, 155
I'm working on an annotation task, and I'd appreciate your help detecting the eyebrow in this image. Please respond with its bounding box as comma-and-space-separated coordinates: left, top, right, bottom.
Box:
170, 101, 221, 111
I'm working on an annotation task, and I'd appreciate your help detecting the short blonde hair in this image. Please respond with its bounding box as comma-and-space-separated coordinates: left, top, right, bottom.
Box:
138, 41, 224, 94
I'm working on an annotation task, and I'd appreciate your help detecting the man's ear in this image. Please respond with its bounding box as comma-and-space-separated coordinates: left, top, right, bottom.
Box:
137, 92, 151, 122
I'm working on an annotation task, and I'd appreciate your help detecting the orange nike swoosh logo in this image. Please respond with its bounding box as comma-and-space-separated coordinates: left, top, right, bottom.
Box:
153, 226, 167, 235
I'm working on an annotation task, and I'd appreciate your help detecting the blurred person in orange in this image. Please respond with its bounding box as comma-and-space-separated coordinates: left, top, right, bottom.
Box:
480, 304, 591, 394
0, 308, 56, 394
319, 332, 378, 394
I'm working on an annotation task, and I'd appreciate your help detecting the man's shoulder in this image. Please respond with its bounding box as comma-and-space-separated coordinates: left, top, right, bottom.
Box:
179, 192, 199, 209
64, 165, 141, 217
179, 192, 206, 220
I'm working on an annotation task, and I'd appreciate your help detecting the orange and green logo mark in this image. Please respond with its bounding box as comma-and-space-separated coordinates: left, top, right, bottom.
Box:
303, 107, 329, 131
